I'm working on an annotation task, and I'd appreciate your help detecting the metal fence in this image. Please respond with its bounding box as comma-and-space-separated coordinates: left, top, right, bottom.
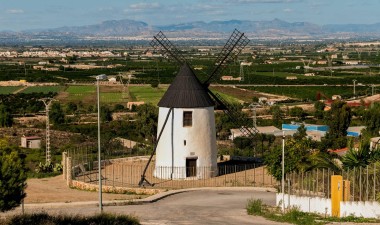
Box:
285, 163, 380, 201
67, 147, 277, 189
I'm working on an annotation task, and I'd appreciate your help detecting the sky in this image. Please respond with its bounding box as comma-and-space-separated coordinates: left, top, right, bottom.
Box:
0, 0, 379, 31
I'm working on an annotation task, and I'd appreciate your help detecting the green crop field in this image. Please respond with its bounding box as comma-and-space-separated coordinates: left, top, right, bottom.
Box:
66, 86, 96, 94
243, 86, 369, 100
129, 86, 167, 105
21, 86, 65, 94
100, 92, 125, 103
65, 85, 96, 101
0, 86, 22, 94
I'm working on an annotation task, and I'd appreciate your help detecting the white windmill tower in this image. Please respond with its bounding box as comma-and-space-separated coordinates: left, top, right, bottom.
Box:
154, 64, 217, 179
138, 30, 256, 185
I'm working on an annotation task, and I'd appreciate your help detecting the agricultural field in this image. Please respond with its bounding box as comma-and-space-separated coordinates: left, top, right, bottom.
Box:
21, 86, 65, 94
128, 86, 167, 105
0, 86, 22, 94
65, 85, 96, 101
242, 86, 369, 101
210, 86, 271, 103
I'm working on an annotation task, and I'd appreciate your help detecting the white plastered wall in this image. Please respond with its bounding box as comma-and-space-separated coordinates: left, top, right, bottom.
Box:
154, 107, 217, 179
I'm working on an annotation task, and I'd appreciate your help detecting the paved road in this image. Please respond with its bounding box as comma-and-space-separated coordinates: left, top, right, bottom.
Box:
8, 188, 287, 225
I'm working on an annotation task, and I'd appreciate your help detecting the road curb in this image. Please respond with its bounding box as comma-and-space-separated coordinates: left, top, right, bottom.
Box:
22, 186, 277, 208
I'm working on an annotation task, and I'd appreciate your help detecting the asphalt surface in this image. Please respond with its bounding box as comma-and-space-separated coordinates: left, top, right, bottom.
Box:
5, 188, 288, 225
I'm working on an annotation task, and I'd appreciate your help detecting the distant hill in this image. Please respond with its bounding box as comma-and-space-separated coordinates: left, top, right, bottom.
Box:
3, 18, 380, 39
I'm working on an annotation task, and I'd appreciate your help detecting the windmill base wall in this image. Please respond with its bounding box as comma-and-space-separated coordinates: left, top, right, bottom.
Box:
153, 166, 218, 180
154, 107, 218, 180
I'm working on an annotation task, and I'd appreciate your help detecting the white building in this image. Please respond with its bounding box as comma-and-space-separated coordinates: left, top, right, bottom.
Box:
21, 136, 41, 149
154, 64, 217, 179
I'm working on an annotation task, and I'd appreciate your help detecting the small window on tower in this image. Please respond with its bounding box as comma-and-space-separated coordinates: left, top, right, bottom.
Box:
183, 111, 193, 127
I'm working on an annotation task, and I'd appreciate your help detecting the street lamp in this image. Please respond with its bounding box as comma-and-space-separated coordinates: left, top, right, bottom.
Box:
281, 131, 285, 213
96, 74, 107, 213
353, 79, 357, 98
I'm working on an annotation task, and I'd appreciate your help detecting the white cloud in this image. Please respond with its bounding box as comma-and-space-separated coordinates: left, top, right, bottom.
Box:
6, 9, 24, 14
129, 3, 160, 10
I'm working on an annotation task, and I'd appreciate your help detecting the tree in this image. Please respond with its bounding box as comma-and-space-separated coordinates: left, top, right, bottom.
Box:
314, 101, 325, 119
342, 140, 380, 169
0, 104, 13, 127
49, 102, 65, 125
293, 124, 307, 141
100, 106, 112, 122
269, 105, 283, 127
135, 104, 158, 142
324, 101, 352, 149
0, 139, 27, 212
363, 103, 380, 136
289, 106, 306, 121
264, 139, 311, 181
65, 102, 78, 114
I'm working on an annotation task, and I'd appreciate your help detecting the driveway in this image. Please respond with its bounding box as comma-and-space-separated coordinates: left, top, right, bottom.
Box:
10, 188, 287, 225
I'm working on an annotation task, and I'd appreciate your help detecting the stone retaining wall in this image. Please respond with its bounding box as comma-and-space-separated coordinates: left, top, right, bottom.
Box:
71, 180, 161, 195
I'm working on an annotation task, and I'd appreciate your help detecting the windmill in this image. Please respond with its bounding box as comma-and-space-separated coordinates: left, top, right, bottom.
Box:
139, 30, 258, 186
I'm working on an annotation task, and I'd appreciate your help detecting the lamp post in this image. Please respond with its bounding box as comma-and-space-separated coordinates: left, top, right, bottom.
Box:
353, 79, 357, 98
282, 131, 285, 213
96, 74, 107, 213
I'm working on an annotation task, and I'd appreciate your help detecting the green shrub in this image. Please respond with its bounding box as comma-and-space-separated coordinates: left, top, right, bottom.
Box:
246, 198, 263, 215
7, 213, 140, 225
282, 207, 318, 225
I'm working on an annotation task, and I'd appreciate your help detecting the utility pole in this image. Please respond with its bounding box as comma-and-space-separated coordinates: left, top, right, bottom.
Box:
240, 64, 244, 82
40, 98, 56, 164
353, 79, 357, 98
250, 103, 257, 128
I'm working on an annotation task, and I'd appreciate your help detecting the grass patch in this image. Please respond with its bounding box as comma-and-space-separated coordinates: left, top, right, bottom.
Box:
246, 198, 380, 225
246, 199, 264, 215
0, 86, 22, 94
3, 212, 140, 225
66, 85, 96, 94
128, 86, 166, 105
21, 86, 65, 94
101, 92, 125, 103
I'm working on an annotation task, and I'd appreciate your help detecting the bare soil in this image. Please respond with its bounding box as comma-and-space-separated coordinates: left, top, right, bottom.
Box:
24, 175, 145, 204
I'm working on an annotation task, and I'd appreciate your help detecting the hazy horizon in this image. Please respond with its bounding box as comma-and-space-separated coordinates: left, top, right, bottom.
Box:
1, 0, 379, 31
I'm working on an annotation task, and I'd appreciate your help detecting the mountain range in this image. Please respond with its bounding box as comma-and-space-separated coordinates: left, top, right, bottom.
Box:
4, 19, 380, 39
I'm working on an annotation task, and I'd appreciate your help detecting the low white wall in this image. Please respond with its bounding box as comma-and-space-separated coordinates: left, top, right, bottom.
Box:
276, 193, 380, 218
341, 201, 380, 218
276, 193, 331, 216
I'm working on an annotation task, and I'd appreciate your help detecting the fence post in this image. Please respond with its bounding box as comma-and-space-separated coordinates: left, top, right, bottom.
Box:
360, 167, 362, 201
66, 157, 72, 187
366, 165, 369, 201
244, 165, 247, 186
62, 152, 67, 180
253, 163, 256, 187
374, 163, 376, 201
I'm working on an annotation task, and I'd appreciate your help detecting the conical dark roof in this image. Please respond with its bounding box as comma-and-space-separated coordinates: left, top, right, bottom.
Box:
158, 64, 214, 108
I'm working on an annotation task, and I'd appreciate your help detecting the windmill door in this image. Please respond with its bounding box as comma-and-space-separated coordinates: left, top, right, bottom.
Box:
186, 158, 197, 177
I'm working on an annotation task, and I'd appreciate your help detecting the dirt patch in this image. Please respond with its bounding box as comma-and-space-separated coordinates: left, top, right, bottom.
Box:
25, 175, 146, 204
210, 85, 287, 103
